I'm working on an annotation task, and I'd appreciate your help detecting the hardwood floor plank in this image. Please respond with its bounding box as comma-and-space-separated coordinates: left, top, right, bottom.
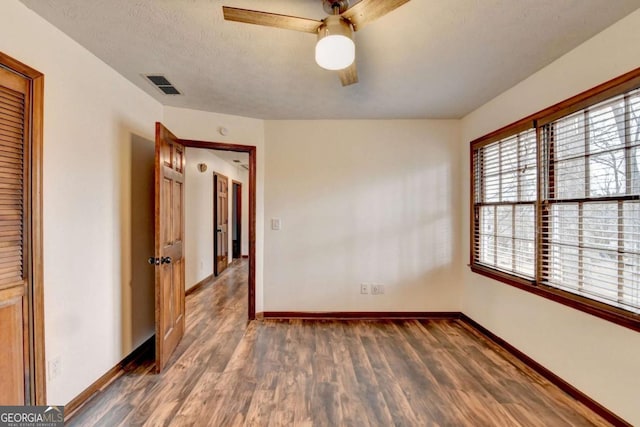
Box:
167, 370, 221, 425
341, 323, 394, 426
67, 260, 615, 426
67, 361, 156, 427
359, 333, 424, 425
376, 323, 449, 421
243, 390, 275, 426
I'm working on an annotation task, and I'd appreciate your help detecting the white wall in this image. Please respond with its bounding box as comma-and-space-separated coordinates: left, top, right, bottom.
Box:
162, 107, 265, 310
1, 0, 163, 405
184, 148, 248, 289
264, 120, 462, 312
461, 9, 640, 425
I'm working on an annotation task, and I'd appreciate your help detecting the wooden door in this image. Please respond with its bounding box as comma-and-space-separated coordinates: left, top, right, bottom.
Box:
214, 173, 229, 275
154, 123, 185, 373
0, 66, 30, 404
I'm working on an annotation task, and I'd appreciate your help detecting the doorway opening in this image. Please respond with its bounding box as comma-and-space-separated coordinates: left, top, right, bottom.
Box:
180, 139, 256, 321
156, 124, 257, 320
232, 181, 242, 260
179, 139, 257, 320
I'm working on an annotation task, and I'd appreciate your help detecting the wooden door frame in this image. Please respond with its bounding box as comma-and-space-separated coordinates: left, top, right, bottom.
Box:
231, 180, 242, 260
180, 139, 256, 320
0, 52, 46, 404
212, 171, 230, 276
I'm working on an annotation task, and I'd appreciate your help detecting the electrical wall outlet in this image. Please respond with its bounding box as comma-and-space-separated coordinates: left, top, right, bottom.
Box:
48, 356, 61, 382
371, 284, 385, 295
360, 283, 369, 294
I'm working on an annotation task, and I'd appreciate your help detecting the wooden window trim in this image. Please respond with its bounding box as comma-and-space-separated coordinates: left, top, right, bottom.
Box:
470, 66, 640, 334
470, 67, 640, 147
470, 265, 640, 333
0, 52, 45, 403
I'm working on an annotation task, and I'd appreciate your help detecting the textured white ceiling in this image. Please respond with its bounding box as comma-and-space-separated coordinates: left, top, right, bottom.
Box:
19, 0, 640, 119
211, 150, 249, 169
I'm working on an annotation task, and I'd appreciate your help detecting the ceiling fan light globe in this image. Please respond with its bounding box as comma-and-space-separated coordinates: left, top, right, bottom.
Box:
315, 35, 355, 70
315, 15, 355, 71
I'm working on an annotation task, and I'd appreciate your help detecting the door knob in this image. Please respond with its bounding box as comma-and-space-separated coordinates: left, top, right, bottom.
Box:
161, 256, 172, 265
148, 257, 160, 265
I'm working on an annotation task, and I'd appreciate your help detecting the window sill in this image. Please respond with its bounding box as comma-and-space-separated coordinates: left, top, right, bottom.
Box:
469, 264, 640, 333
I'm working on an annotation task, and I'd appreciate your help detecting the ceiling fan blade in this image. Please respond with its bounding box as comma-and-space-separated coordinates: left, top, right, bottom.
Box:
338, 62, 358, 86
341, 0, 410, 31
222, 7, 322, 34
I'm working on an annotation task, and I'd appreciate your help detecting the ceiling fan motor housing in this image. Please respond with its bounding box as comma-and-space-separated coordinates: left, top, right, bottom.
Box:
322, 0, 350, 15
318, 15, 353, 39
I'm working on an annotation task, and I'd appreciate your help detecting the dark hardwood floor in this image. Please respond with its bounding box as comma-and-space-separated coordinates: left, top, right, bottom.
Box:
68, 260, 610, 426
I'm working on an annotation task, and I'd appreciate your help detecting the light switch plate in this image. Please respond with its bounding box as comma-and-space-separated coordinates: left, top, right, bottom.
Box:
271, 218, 281, 231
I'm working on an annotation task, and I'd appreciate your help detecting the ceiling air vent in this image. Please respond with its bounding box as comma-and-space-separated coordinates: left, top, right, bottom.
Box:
144, 74, 181, 95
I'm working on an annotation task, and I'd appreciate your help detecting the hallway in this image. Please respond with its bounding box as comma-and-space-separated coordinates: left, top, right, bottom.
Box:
68, 259, 607, 426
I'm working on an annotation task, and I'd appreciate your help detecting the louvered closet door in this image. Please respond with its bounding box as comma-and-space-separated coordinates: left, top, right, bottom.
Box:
0, 66, 30, 405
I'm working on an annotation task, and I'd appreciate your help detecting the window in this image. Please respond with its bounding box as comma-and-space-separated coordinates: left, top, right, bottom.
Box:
470, 68, 640, 330
541, 90, 640, 314
473, 129, 537, 279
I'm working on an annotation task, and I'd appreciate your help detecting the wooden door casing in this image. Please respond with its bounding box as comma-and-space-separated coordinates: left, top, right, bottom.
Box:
154, 123, 185, 373
214, 173, 229, 276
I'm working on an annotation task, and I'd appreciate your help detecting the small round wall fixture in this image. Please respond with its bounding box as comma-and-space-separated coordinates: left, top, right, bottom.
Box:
218, 126, 229, 136
197, 163, 208, 173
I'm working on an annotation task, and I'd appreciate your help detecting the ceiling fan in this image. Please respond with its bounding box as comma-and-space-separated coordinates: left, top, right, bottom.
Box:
222, 0, 411, 86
